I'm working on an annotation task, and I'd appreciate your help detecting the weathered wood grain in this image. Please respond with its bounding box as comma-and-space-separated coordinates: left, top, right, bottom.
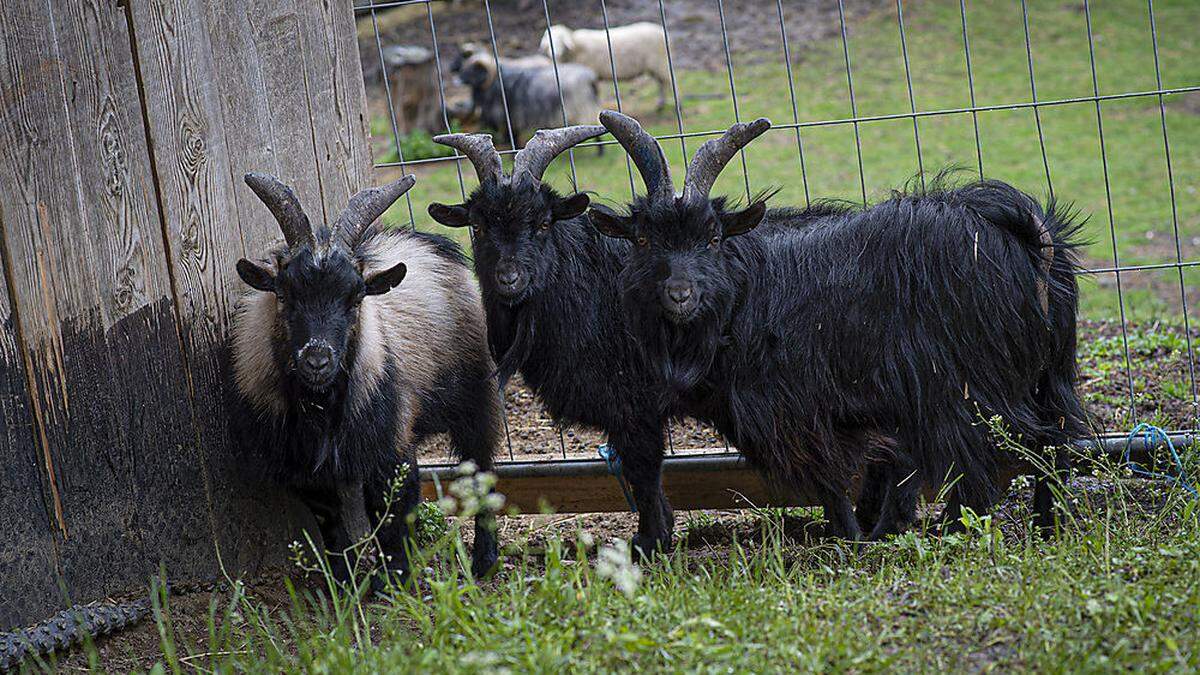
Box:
299, 0, 373, 211
0, 0, 222, 620
0, 247, 62, 631
204, 0, 331, 252
0, 0, 146, 606
51, 0, 219, 587
128, 0, 317, 575
0, 0, 374, 627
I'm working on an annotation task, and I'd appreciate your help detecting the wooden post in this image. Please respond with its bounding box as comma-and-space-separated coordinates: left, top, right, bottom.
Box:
384, 46, 442, 135
0, 0, 372, 629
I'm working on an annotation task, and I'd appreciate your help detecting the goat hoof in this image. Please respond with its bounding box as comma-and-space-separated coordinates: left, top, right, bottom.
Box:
471, 550, 499, 580
630, 534, 671, 561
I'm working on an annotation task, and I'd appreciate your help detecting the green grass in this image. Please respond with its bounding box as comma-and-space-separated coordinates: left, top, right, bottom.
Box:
378, 0, 1200, 322
59, 450, 1200, 672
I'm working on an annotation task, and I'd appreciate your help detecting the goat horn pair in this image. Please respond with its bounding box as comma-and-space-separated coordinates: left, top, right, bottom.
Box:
243, 173, 416, 251
434, 125, 607, 186
598, 110, 771, 203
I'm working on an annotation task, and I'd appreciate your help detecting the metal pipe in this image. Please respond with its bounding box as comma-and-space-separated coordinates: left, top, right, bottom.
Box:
422, 431, 1197, 483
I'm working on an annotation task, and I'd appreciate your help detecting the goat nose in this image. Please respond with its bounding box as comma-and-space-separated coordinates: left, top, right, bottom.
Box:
497, 265, 520, 286
303, 346, 332, 371
666, 282, 693, 304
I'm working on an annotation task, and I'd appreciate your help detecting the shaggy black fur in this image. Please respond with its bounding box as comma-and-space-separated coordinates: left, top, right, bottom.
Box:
430, 180, 677, 555
590, 178, 1089, 539
430, 181, 839, 553
231, 228, 501, 583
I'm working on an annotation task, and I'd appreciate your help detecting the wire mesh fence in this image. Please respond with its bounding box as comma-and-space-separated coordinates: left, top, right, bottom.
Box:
353, 0, 1200, 468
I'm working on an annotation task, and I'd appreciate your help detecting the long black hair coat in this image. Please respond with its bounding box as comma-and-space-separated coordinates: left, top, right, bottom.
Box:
607, 180, 1088, 536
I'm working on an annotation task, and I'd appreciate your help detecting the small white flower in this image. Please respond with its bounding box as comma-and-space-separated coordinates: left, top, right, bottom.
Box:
594, 539, 642, 598
457, 460, 479, 476
437, 496, 458, 515
484, 492, 506, 512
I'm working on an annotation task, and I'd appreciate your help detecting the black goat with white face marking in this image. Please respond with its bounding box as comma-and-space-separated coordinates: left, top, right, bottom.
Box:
592, 110, 1089, 540
231, 173, 502, 586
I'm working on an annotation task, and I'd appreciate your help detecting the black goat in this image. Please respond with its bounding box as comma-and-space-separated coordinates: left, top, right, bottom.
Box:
426, 127, 687, 556
590, 111, 1088, 539
230, 173, 502, 583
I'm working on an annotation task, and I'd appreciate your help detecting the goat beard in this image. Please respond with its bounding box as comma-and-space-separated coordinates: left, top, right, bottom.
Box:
643, 308, 725, 404
492, 303, 536, 390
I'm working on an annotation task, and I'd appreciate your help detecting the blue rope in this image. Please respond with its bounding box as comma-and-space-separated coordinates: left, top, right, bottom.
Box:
598, 443, 638, 513
1121, 423, 1196, 498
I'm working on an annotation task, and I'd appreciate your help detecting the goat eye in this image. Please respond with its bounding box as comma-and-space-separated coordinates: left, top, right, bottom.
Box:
636, 236, 648, 247
709, 235, 721, 248
539, 216, 552, 231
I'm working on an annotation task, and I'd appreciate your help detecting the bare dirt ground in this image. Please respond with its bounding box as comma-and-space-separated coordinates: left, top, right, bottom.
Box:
358, 0, 891, 83
416, 319, 1197, 467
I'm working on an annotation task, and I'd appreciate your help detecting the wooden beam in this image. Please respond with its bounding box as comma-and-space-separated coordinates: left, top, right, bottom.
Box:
420, 432, 1197, 515
422, 455, 807, 514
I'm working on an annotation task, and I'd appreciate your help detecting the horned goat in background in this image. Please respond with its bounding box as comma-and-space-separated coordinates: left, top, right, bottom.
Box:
230, 173, 502, 584
590, 110, 1087, 539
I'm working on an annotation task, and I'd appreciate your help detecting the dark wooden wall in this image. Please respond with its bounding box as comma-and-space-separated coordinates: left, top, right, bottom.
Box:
0, 0, 371, 629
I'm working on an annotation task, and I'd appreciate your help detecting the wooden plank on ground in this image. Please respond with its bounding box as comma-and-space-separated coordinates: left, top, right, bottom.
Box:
421, 456, 815, 514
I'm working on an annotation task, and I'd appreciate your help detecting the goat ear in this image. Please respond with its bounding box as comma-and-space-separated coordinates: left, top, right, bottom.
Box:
587, 205, 634, 240
364, 262, 408, 296
720, 201, 767, 238
552, 193, 590, 220
428, 203, 471, 228
236, 258, 276, 292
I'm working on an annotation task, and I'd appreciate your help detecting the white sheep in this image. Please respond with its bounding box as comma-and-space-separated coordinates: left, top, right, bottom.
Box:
539, 22, 671, 110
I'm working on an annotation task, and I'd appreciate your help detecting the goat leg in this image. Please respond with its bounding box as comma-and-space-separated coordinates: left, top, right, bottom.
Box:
613, 431, 673, 559
330, 479, 379, 587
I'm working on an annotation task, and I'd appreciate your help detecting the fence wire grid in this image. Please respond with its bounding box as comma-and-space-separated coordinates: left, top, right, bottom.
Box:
353, 0, 1199, 468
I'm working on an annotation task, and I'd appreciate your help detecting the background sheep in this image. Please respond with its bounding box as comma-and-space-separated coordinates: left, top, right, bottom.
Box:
230, 173, 502, 583
453, 49, 602, 148
590, 111, 1088, 539
539, 22, 671, 110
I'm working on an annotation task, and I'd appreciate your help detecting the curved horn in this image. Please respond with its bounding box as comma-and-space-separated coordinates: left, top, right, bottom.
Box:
332, 174, 417, 246
512, 125, 607, 185
244, 172, 315, 251
598, 110, 674, 202
681, 118, 771, 202
433, 133, 504, 184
